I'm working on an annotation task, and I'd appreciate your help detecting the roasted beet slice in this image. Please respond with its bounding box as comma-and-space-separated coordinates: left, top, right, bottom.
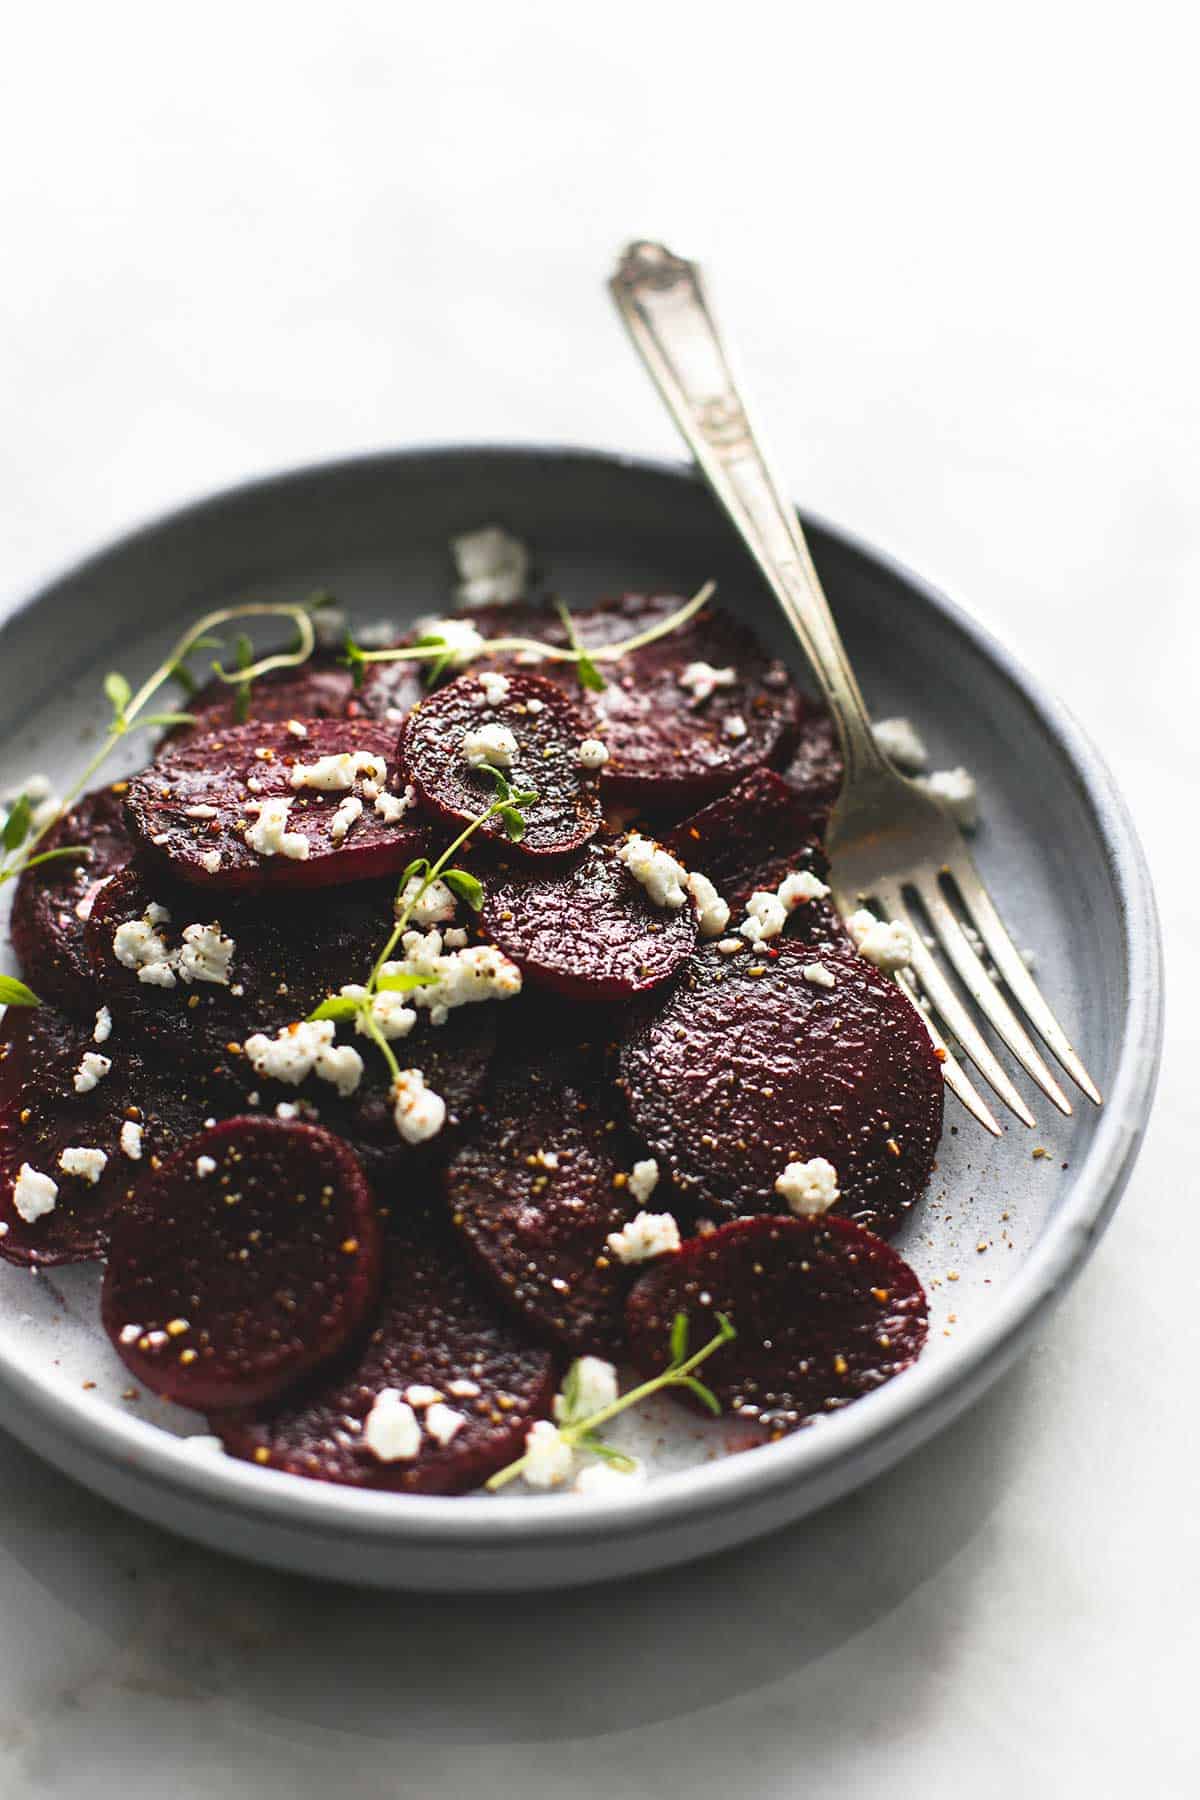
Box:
625, 1214, 927, 1434
214, 1212, 558, 1492
9, 782, 134, 1013
478, 840, 697, 1002
102, 1118, 382, 1410
0, 1004, 239, 1266
445, 1063, 654, 1356
126, 718, 424, 892
618, 936, 943, 1236
782, 711, 844, 831
401, 671, 603, 858
157, 656, 354, 749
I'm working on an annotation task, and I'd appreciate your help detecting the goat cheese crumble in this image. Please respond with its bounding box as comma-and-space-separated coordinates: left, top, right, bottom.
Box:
13, 1164, 58, 1223
73, 1051, 112, 1094
93, 1006, 113, 1044
241, 1020, 364, 1097
391, 1068, 447, 1144
289, 751, 388, 793
628, 1158, 660, 1204
195, 1156, 217, 1178
416, 616, 486, 666
873, 716, 929, 771
58, 1146, 108, 1184
244, 797, 309, 861
119, 1120, 144, 1160
397, 875, 458, 925
917, 766, 978, 830
113, 912, 177, 985
554, 1357, 619, 1423
521, 1419, 573, 1489
774, 1157, 840, 1216
363, 1390, 421, 1462
606, 1210, 682, 1263
178, 922, 235, 986
686, 870, 730, 938
576, 738, 609, 769
476, 671, 511, 707
847, 908, 913, 972
678, 661, 737, 705
801, 961, 837, 989
328, 794, 362, 846
460, 722, 518, 769
452, 525, 530, 608
617, 835, 688, 910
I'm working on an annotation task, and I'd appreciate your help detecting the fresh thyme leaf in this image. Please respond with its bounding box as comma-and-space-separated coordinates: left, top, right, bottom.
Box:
103, 671, 132, 715
575, 1434, 637, 1471
398, 858, 430, 893
233, 634, 254, 724
341, 637, 368, 689
509, 786, 538, 808
442, 867, 484, 911
137, 712, 198, 730
1, 795, 32, 851
554, 598, 607, 694
559, 1359, 583, 1423
374, 971, 434, 993
476, 765, 511, 802
676, 1376, 722, 1416
16, 844, 86, 874
0, 975, 40, 1008
669, 1310, 690, 1364
307, 996, 361, 1023
498, 805, 526, 842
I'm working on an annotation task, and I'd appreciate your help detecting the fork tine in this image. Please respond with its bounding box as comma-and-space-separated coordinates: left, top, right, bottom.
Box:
877, 887, 1037, 1128
898, 972, 1003, 1136
917, 880, 1073, 1116
947, 857, 1103, 1105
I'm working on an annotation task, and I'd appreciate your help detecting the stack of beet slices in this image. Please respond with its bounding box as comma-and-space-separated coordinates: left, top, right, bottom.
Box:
0, 583, 939, 1495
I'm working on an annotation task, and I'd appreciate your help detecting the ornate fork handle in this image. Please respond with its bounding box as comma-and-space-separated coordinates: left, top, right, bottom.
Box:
610, 240, 886, 790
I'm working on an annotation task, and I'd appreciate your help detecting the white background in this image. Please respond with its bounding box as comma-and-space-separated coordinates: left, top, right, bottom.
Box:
0, 5, 1195, 1795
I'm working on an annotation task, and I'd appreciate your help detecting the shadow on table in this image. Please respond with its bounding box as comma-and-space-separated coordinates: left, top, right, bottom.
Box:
0, 1347, 1034, 1748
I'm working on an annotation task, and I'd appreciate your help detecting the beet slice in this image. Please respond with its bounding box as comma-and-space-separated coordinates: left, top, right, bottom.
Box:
102, 1118, 382, 1410
126, 718, 424, 893
9, 782, 134, 1013
445, 1062, 653, 1356
0, 1004, 240, 1266
214, 1212, 558, 1492
478, 840, 697, 1002
625, 1214, 928, 1435
157, 656, 354, 749
782, 711, 844, 831
617, 936, 943, 1236
401, 671, 603, 858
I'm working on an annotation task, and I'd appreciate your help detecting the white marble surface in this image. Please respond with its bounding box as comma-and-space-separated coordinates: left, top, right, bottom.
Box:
0, 6, 1195, 1795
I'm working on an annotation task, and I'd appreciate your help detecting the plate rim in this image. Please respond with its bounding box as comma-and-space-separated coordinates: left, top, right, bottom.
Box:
0, 442, 1165, 1558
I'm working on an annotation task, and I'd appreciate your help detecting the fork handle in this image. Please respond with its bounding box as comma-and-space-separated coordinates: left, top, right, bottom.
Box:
610, 240, 885, 787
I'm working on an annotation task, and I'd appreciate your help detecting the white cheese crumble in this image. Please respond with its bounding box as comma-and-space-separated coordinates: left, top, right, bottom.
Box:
447, 1378, 481, 1399
363, 1389, 421, 1462
184, 804, 218, 820
917, 766, 978, 830
443, 927, 468, 950
200, 850, 223, 874
476, 671, 511, 707
289, 751, 388, 793
576, 738, 609, 769
338, 984, 418, 1042
285, 719, 308, 740
606, 1210, 682, 1264
554, 1357, 619, 1423
180, 1434, 226, 1455
522, 1419, 573, 1489
460, 722, 518, 769
774, 1157, 840, 1216
58, 1146, 107, 1184
573, 1458, 647, 1496
378, 931, 522, 1024
777, 868, 831, 910
391, 1068, 447, 1144
242, 1020, 364, 1097
617, 835, 688, 910
452, 525, 530, 608
801, 961, 837, 989
525, 697, 544, 713
416, 616, 486, 666
847, 908, 913, 971
424, 1402, 467, 1446
244, 797, 309, 861
397, 875, 458, 925
119, 1120, 144, 1160
740, 890, 788, 944
628, 1158, 660, 1204
873, 716, 929, 771
13, 1164, 58, 1223
73, 1051, 112, 1094
328, 793, 362, 846
722, 714, 748, 741
195, 1155, 217, 1178
93, 1006, 113, 1044
113, 913, 177, 986
178, 922, 235, 986
678, 661, 737, 705
404, 1384, 443, 1409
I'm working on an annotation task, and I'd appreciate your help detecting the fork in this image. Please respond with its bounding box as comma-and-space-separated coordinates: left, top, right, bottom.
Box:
609, 240, 1101, 1134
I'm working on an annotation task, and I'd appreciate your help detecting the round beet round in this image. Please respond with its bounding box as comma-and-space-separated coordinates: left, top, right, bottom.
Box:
214, 1213, 558, 1493
618, 936, 943, 1236
626, 1214, 928, 1434
782, 711, 844, 832
400, 671, 602, 858
479, 840, 697, 1002
102, 1118, 382, 1410
9, 783, 134, 1013
127, 717, 425, 893
157, 656, 354, 750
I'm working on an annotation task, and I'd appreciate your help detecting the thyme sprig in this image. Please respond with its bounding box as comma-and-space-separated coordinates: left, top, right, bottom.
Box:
486, 1310, 737, 1493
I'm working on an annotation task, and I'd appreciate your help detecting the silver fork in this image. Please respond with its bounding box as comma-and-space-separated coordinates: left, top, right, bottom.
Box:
610, 240, 1101, 1135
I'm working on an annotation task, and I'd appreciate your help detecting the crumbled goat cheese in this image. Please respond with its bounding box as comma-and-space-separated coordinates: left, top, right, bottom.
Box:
777, 868, 831, 909
145, 903, 170, 925
476, 671, 511, 706
195, 1155, 217, 1178
774, 1157, 840, 1216
717, 937, 743, 955
118, 1324, 142, 1344
184, 804, 218, 819
446, 1378, 481, 1399
13, 1164, 58, 1223
180, 1434, 226, 1455
416, 616, 486, 666
848, 908, 913, 972
242, 1020, 364, 1097
289, 751, 388, 793
525, 697, 544, 713
312, 606, 348, 651
617, 836, 688, 910
678, 662, 737, 705
374, 783, 416, 825
873, 716, 929, 771
58, 1146, 108, 1184
722, 714, 748, 740
113, 914, 177, 986
802, 961, 837, 989
424, 1402, 467, 1446
460, 722, 518, 769
398, 875, 458, 925
917, 766, 978, 830
522, 1420, 573, 1489
328, 794, 362, 845
391, 1068, 447, 1144
178, 922, 235, 986
363, 1389, 422, 1462
443, 927, 468, 949
555, 1357, 619, 1424
200, 850, 222, 874
576, 738, 610, 769
73, 1051, 112, 1094
452, 525, 530, 608
573, 1458, 647, 1496
606, 1210, 682, 1263
93, 1006, 113, 1044
244, 797, 309, 861
119, 1120, 144, 1160
687, 870, 730, 938
378, 932, 522, 1023
628, 1159, 660, 1204
404, 1384, 443, 1409
285, 719, 308, 739
740, 890, 788, 944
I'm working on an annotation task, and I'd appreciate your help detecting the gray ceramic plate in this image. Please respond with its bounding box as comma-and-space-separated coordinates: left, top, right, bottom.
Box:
0, 447, 1162, 1591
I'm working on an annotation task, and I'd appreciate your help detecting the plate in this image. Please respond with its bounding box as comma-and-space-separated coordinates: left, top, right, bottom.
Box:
0, 446, 1162, 1590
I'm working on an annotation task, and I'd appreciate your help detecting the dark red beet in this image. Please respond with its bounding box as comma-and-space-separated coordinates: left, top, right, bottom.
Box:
214, 1212, 558, 1492
617, 936, 943, 1237
782, 711, 844, 832
0, 1005, 240, 1266
157, 656, 354, 749
446, 1063, 652, 1356
625, 1214, 928, 1434
401, 670, 602, 859
478, 840, 697, 1002
9, 783, 134, 1013
102, 1118, 382, 1410
126, 718, 425, 893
